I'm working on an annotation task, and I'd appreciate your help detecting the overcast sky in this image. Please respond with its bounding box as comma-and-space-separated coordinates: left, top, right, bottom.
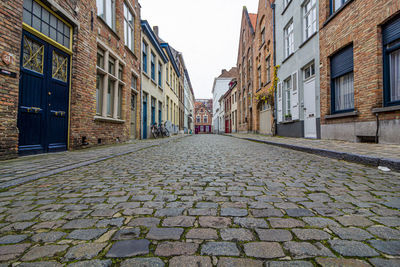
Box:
140, 0, 259, 99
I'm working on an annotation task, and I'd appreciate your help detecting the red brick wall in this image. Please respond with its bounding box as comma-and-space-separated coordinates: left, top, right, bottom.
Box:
0, 0, 141, 159
237, 8, 256, 132
69, 0, 141, 148
0, 0, 23, 159
320, 0, 400, 126
252, 0, 275, 132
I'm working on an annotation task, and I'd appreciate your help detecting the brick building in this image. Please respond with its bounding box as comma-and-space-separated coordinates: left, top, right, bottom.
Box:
252, 0, 275, 136
0, 0, 141, 159
236, 7, 257, 133
320, 0, 400, 144
194, 101, 212, 134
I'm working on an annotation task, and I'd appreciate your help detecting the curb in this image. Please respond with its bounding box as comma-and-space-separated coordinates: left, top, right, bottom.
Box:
0, 136, 187, 190
226, 135, 400, 172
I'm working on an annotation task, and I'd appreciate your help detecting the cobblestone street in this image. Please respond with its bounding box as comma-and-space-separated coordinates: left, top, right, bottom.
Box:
0, 134, 399, 266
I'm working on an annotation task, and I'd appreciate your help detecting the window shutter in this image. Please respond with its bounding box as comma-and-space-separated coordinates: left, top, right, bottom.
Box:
331, 45, 353, 79
383, 15, 400, 45
277, 82, 283, 123
291, 71, 299, 120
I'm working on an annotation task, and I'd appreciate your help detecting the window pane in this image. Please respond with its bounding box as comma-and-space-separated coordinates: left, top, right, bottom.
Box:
23, 10, 32, 25
390, 49, 400, 102
105, 0, 112, 27
118, 85, 123, 118
97, 0, 104, 17
335, 72, 354, 111
96, 74, 103, 114
107, 80, 115, 116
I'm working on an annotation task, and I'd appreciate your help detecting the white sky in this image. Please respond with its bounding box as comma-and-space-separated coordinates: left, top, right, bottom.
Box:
140, 0, 258, 99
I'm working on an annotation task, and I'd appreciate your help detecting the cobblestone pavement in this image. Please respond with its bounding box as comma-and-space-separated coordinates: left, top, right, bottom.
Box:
229, 133, 400, 162
0, 134, 399, 266
0, 135, 184, 189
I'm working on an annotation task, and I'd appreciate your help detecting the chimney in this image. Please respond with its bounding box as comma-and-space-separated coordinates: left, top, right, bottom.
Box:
221, 69, 227, 75
153, 26, 159, 36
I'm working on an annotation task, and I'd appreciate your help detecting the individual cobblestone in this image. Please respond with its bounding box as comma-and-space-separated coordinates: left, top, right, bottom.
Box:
256, 229, 292, 242
186, 228, 218, 240
146, 227, 184, 240
63, 243, 107, 261
155, 241, 199, 256
200, 242, 240, 256
328, 240, 379, 257
106, 239, 150, 258
218, 257, 263, 267
169, 256, 212, 267
120, 258, 164, 267
244, 242, 285, 258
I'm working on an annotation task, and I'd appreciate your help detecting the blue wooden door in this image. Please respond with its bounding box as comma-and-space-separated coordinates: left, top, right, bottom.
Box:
142, 95, 147, 139
18, 31, 70, 155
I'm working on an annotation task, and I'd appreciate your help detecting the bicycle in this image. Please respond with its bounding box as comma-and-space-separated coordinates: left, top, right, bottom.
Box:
151, 123, 161, 139
160, 122, 170, 137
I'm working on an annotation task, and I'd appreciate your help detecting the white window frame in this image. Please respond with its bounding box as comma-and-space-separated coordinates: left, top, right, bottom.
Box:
96, 45, 125, 120
124, 3, 135, 52
303, 0, 317, 41
284, 20, 294, 58
284, 77, 292, 118
97, 0, 115, 30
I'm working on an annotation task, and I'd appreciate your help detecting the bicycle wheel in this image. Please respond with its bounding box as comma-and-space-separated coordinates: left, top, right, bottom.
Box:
151, 127, 157, 139
165, 128, 170, 137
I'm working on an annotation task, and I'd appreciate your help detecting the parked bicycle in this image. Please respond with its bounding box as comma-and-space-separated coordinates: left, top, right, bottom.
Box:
151, 122, 170, 139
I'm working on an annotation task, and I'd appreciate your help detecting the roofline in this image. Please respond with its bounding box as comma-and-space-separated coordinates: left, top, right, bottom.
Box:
141, 20, 169, 63
160, 43, 181, 77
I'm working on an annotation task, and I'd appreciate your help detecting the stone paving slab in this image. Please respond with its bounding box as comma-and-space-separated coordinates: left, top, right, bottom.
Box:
0, 135, 398, 266
227, 133, 400, 172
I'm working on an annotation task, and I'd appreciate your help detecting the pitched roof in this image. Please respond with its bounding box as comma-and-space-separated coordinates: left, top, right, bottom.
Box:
249, 13, 257, 31
218, 67, 238, 78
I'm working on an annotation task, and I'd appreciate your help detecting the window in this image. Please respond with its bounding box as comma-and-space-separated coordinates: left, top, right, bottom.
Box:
118, 64, 123, 80
284, 77, 292, 117
331, 45, 354, 113
107, 80, 115, 117
383, 16, 400, 106
203, 116, 208, 123
284, 21, 294, 58
124, 3, 135, 52
96, 74, 103, 114
266, 56, 271, 83
97, 0, 115, 30
304, 0, 317, 40
109, 57, 115, 76
166, 65, 169, 84
284, 0, 291, 8
97, 48, 105, 69
331, 0, 350, 14
118, 84, 123, 119
142, 41, 148, 73
261, 28, 265, 45
23, 0, 71, 49
258, 66, 262, 88
304, 62, 315, 80
131, 75, 137, 90
158, 62, 162, 87
150, 52, 156, 81
96, 46, 124, 119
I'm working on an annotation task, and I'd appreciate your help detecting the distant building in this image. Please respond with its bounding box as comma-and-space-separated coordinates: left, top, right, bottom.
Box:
211, 68, 238, 133
194, 100, 212, 134
236, 7, 257, 133
230, 79, 238, 133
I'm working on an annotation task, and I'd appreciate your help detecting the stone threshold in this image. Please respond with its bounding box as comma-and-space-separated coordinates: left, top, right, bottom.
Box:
225, 134, 400, 172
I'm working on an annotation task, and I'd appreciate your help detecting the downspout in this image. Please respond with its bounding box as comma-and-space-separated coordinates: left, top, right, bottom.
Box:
271, 2, 277, 136
139, 25, 143, 140
375, 113, 380, 143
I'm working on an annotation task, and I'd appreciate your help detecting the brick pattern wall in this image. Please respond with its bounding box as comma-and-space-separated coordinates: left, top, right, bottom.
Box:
237, 8, 256, 132
0, 0, 141, 159
0, 0, 23, 159
69, 0, 141, 148
252, 0, 275, 133
320, 0, 400, 126
194, 102, 212, 127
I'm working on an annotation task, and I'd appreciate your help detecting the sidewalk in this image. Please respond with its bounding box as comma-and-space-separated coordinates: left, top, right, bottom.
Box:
227, 133, 400, 172
0, 135, 187, 189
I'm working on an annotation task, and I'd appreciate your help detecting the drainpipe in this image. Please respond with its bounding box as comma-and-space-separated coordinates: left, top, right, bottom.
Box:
271, 2, 277, 135
375, 113, 380, 143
